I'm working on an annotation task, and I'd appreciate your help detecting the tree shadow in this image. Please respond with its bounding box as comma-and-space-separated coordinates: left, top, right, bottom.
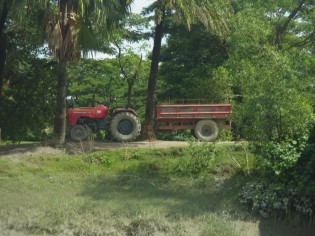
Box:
258, 218, 315, 236
80, 170, 315, 235
80, 170, 247, 217
0, 143, 39, 157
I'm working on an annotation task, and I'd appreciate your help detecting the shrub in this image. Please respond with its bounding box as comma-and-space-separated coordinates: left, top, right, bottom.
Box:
217, 129, 234, 142
174, 141, 216, 177
239, 182, 314, 221
254, 137, 308, 178
156, 130, 192, 141
84, 152, 112, 167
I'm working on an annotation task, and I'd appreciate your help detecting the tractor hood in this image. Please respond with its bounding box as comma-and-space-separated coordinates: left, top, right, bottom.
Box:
67, 105, 109, 126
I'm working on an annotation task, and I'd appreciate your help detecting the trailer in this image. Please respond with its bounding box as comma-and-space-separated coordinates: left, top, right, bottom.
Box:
155, 103, 232, 141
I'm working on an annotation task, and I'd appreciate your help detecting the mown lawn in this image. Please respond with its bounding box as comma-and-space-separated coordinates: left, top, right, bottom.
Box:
0, 142, 313, 235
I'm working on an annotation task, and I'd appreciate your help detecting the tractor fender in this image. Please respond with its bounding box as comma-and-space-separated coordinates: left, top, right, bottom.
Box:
112, 108, 138, 116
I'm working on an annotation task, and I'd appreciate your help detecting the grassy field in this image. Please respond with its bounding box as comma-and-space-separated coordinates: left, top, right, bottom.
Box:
0, 142, 313, 235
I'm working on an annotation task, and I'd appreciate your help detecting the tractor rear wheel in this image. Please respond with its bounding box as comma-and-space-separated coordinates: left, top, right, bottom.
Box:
110, 112, 141, 142
70, 125, 89, 141
194, 120, 219, 142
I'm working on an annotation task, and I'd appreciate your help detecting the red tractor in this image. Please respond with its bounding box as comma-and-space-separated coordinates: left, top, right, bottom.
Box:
66, 97, 141, 142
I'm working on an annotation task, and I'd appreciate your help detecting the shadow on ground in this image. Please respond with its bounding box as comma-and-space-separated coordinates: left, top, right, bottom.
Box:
0, 144, 41, 156
80, 172, 315, 236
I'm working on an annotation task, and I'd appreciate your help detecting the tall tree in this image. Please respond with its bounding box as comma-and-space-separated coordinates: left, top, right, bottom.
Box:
0, 0, 47, 95
46, 0, 132, 145
142, 0, 231, 140
116, 44, 144, 108
225, 1, 314, 172
158, 22, 230, 102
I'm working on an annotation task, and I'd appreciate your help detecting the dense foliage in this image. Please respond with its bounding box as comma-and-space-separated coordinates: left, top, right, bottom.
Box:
225, 0, 315, 220
159, 23, 231, 102
0, 3, 56, 141
0, 59, 56, 141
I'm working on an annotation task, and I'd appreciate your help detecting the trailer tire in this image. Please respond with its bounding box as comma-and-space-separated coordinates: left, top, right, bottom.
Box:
110, 112, 141, 142
194, 120, 219, 142
70, 125, 89, 141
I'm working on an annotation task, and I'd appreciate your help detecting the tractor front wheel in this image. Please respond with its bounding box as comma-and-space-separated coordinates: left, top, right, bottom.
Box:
70, 125, 89, 141
110, 112, 141, 142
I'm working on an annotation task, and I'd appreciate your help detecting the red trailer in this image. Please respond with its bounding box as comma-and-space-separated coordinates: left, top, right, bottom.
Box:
155, 103, 232, 141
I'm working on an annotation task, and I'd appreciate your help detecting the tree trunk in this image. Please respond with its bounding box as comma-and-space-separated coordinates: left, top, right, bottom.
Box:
52, 57, 68, 145
273, 0, 305, 46
142, 16, 165, 140
51, 0, 70, 145
0, 32, 6, 96
127, 79, 133, 108
0, 0, 8, 96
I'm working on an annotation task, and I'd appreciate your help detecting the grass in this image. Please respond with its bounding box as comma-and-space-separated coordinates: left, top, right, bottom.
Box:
0, 142, 312, 235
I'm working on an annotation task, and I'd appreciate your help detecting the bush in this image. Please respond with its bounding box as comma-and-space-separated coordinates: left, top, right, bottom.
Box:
239, 182, 314, 220
239, 128, 315, 222
289, 126, 315, 195
217, 129, 234, 142
156, 130, 192, 141
84, 152, 112, 167
253, 137, 308, 178
174, 141, 216, 177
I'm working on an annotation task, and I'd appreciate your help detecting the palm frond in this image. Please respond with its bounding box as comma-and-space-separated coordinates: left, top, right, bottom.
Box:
4, 0, 50, 25
169, 0, 232, 37
76, 17, 99, 57
45, 0, 132, 60
48, 20, 63, 58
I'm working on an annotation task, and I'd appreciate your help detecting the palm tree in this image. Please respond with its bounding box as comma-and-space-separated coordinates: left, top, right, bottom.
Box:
46, 0, 132, 145
142, 0, 231, 140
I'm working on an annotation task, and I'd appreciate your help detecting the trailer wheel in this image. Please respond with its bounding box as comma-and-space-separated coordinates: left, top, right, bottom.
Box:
110, 112, 141, 142
70, 125, 89, 141
194, 120, 219, 142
